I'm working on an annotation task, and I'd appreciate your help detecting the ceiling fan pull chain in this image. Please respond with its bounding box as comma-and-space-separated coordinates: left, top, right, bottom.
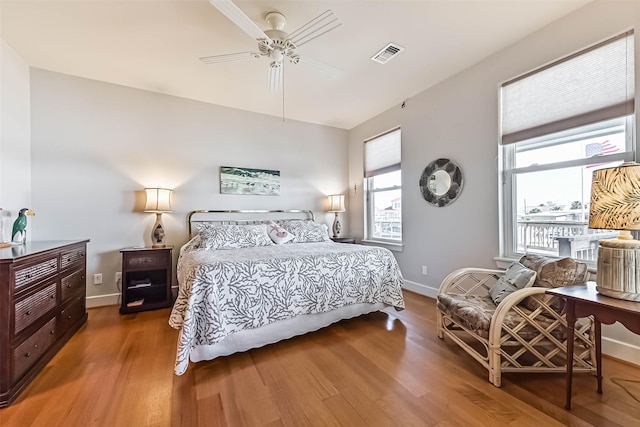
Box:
282, 60, 285, 123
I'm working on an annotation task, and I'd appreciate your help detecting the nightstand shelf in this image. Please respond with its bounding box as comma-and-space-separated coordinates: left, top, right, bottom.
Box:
120, 246, 173, 314
331, 237, 356, 244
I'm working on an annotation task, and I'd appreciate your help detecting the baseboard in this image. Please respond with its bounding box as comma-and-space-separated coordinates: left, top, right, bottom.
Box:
403, 279, 438, 299
86, 293, 120, 308
86, 286, 179, 309
602, 336, 640, 366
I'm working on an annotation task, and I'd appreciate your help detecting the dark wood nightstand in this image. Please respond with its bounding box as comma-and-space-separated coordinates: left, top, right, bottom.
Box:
331, 237, 356, 244
120, 246, 173, 314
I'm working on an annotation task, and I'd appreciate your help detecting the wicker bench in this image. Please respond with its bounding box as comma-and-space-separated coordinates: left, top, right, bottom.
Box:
436, 254, 596, 387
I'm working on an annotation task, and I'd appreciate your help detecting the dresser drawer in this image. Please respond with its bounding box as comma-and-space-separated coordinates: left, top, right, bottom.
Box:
124, 252, 166, 270
60, 246, 86, 270
13, 257, 58, 290
59, 297, 86, 334
61, 269, 85, 303
14, 283, 57, 335
13, 317, 57, 381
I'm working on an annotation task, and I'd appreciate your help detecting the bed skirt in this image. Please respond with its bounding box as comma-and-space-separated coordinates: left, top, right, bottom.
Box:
184, 302, 386, 367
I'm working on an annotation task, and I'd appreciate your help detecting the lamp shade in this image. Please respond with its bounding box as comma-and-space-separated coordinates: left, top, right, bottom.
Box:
589, 162, 640, 231
144, 188, 173, 213
328, 194, 345, 212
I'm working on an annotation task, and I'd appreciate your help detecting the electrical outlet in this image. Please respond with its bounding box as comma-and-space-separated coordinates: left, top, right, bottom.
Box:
422, 266, 428, 276
93, 273, 103, 285
115, 272, 122, 283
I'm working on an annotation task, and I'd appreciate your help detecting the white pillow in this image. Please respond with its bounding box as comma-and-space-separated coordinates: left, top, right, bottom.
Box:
276, 220, 330, 243
198, 224, 274, 250
488, 262, 536, 305
266, 220, 295, 244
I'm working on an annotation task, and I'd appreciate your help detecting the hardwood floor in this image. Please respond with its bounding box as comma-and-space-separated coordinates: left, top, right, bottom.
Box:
1, 290, 639, 426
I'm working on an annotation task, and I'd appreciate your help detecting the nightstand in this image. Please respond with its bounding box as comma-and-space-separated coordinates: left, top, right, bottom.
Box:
331, 237, 356, 244
120, 246, 173, 314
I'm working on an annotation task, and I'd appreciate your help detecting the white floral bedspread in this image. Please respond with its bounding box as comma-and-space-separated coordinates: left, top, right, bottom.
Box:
169, 241, 405, 374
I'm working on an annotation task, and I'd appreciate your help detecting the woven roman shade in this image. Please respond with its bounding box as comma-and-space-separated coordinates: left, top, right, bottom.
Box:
501, 31, 634, 145
364, 128, 401, 178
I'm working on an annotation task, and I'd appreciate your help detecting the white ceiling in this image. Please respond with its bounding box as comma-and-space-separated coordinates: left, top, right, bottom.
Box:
1, 0, 589, 129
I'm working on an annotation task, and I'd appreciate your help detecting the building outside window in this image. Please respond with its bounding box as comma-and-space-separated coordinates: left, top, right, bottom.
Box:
499, 31, 635, 263
364, 128, 402, 243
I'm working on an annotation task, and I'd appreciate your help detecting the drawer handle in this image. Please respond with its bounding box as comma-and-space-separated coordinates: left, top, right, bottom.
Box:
25, 352, 30, 358
67, 315, 72, 320
50, 330, 55, 335
26, 274, 32, 279
25, 310, 31, 316
81, 275, 85, 280
50, 294, 55, 298
34, 344, 38, 349
66, 284, 72, 288
66, 258, 72, 263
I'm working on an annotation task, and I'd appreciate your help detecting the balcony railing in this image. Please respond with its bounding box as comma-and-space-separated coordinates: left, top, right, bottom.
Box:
517, 220, 618, 261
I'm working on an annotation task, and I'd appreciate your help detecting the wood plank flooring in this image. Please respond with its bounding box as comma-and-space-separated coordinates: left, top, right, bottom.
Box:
1, 290, 639, 426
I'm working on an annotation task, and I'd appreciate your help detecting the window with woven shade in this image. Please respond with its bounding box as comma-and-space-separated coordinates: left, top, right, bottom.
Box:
499, 31, 635, 263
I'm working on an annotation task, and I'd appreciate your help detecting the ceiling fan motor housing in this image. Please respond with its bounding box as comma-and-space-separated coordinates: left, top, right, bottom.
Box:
265, 12, 286, 31
262, 13, 296, 64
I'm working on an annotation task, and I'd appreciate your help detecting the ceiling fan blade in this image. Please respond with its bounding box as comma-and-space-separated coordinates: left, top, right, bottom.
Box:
294, 55, 341, 80
288, 10, 342, 47
200, 52, 261, 64
209, 0, 271, 42
267, 63, 282, 92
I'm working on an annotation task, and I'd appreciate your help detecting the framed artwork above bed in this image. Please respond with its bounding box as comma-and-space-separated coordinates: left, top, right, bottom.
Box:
220, 166, 280, 196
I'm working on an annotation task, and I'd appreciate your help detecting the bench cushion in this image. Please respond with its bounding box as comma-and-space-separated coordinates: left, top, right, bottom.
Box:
437, 292, 563, 340
437, 294, 495, 339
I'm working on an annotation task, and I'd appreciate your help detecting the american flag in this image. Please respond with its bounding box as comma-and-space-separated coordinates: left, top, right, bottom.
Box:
585, 140, 619, 168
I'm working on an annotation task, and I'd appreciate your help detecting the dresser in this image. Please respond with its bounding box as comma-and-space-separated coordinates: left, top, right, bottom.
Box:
0, 240, 89, 407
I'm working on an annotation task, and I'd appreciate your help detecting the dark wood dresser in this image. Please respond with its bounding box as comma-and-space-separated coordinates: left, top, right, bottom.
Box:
0, 240, 89, 407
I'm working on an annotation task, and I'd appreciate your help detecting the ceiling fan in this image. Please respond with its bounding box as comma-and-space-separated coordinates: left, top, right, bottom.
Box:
201, 0, 342, 92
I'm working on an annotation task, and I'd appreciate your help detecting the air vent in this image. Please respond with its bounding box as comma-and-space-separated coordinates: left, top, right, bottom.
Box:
371, 42, 405, 64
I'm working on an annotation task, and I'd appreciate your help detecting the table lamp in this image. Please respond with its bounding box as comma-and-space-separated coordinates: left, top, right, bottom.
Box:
144, 188, 172, 248
328, 194, 345, 238
589, 162, 640, 301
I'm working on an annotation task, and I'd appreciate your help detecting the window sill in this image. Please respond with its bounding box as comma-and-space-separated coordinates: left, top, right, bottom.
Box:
494, 256, 517, 269
361, 239, 403, 252
494, 255, 597, 274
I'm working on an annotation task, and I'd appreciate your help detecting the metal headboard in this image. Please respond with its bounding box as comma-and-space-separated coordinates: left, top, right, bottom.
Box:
187, 210, 315, 237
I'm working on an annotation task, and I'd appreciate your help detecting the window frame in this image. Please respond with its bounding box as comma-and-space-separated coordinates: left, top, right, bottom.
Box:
499, 116, 635, 261
364, 174, 402, 244
363, 128, 402, 246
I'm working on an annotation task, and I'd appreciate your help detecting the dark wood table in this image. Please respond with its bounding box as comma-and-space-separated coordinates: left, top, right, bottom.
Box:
547, 282, 640, 409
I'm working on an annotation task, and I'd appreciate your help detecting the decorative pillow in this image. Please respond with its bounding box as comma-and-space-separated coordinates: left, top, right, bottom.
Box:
198, 224, 274, 250
266, 220, 295, 244
488, 262, 536, 305
276, 220, 330, 243
519, 254, 589, 312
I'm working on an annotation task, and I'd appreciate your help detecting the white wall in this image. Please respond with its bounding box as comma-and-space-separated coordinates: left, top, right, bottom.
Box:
348, 1, 640, 363
29, 69, 348, 306
0, 40, 31, 242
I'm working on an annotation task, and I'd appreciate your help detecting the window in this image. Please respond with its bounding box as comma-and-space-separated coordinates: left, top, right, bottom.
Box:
364, 128, 402, 243
500, 31, 635, 263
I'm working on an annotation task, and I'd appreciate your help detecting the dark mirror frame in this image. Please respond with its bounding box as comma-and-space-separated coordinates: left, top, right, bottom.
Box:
419, 158, 464, 207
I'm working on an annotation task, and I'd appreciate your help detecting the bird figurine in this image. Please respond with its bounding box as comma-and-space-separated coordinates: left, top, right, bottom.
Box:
12, 208, 35, 244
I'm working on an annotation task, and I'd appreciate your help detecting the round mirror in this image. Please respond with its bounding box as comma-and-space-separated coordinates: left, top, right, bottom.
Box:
419, 158, 464, 207
430, 170, 451, 196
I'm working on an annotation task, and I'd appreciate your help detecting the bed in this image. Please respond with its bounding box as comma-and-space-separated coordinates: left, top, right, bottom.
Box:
169, 210, 405, 375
